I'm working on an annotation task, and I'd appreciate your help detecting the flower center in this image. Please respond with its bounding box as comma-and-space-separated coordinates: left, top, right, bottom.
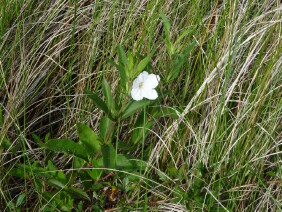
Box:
138, 82, 144, 89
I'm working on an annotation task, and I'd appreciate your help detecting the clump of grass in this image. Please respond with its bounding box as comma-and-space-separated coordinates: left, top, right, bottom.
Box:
0, 0, 281, 211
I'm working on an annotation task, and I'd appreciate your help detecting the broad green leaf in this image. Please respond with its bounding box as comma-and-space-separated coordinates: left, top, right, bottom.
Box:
44, 132, 51, 142
9, 167, 28, 178
47, 160, 57, 172
47, 179, 66, 189
101, 143, 116, 168
152, 106, 179, 119
45, 139, 88, 161
77, 123, 101, 154
77, 201, 83, 212
67, 187, 90, 200
266, 171, 276, 177
118, 141, 135, 151
131, 160, 148, 171
61, 205, 72, 212
47, 160, 66, 182
32, 133, 44, 146
160, 12, 172, 54
73, 157, 84, 169
167, 53, 185, 82
136, 54, 151, 73
0, 137, 11, 149
167, 41, 196, 82
16, 193, 26, 207
175, 29, 193, 46
117, 44, 128, 67
117, 45, 128, 89
160, 12, 170, 37
85, 90, 109, 114
102, 79, 115, 115
10, 163, 53, 179
99, 116, 113, 142
121, 100, 151, 120
86, 160, 103, 181
116, 154, 133, 170
128, 51, 134, 72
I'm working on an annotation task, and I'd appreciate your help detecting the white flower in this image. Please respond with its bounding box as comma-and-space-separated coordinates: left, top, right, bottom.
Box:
131, 71, 160, 101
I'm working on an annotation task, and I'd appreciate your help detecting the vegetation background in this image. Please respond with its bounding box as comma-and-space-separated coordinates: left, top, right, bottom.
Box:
0, 0, 281, 211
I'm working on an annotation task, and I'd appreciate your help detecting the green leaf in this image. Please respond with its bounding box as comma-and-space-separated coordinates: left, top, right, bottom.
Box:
118, 141, 135, 151
77, 201, 83, 212
266, 171, 276, 177
45, 139, 88, 161
86, 160, 103, 181
152, 106, 179, 119
121, 100, 151, 120
47, 160, 66, 182
0, 137, 11, 149
77, 123, 101, 154
47, 179, 66, 189
32, 133, 44, 147
160, 12, 172, 54
16, 193, 26, 207
167, 41, 196, 82
116, 154, 133, 170
101, 143, 116, 169
7, 201, 14, 211
44, 132, 51, 142
160, 12, 170, 36
131, 160, 148, 171
67, 187, 90, 200
136, 54, 151, 73
117, 45, 128, 89
85, 89, 109, 114
128, 51, 134, 71
167, 53, 185, 81
47, 160, 57, 172
99, 116, 113, 142
117, 44, 128, 67
102, 79, 115, 115
175, 29, 193, 46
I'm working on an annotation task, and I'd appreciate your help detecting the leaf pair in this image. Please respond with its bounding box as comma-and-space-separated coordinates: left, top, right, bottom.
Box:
45, 124, 101, 162
166, 41, 196, 82
107, 45, 153, 90
121, 99, 151, 120
85, 78, 115, 119
160, 12, 196, 81
101, 143, 140, 170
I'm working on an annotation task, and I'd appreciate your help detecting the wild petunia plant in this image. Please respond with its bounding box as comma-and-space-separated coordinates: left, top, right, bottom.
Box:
4, 12, 202, 211
37, 45, 178, 210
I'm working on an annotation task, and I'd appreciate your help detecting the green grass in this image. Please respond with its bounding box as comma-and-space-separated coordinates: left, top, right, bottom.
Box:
0, 0, 281, 211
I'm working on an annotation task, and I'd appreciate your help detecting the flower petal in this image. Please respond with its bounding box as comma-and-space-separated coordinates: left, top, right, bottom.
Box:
131, 88, 144, 101
132, 77, 141, 88
144, 74, 160, 89
143, 88, 158, 100
137, 71, 149, 81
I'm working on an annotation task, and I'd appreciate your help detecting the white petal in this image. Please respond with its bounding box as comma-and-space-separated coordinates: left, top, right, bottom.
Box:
137, 71, 149, 82
132, 77, 141, 88
143, 88, 158, 100
144, 74, 160, 89
131, 88, 144, 101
